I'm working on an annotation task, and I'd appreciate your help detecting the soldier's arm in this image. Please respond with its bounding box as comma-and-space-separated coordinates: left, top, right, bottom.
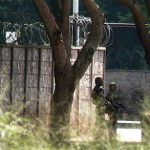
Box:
91, 90, 98, 99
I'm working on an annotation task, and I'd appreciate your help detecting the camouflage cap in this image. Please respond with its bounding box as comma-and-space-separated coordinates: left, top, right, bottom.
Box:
109, 82, 117, 90
109, 82, 116, 85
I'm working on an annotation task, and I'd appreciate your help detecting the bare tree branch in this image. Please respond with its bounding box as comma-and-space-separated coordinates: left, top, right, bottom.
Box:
118, 0, 150, 64
60, 0, 71, 57
73, 0, 105, 80
32, 0, 71, 72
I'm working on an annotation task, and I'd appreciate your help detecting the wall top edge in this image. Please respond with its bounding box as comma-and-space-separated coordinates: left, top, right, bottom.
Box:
106, 69, 150, 73
0, 44, 106, 51
71, 46, 106, 51
0, 44, 51, 49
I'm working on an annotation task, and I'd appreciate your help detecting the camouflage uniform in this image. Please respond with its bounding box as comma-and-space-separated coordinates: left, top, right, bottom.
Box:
105, 82, 118, 136
91, 85, 105, 121
91, 77, 106, 138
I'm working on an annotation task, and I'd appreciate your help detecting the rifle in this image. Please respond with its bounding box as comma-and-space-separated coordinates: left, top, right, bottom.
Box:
104, 98, 126, 113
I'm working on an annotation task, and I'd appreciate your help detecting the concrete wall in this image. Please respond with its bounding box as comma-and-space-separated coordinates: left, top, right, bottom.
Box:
0, 46, 106, 136
0, 46, 53, 126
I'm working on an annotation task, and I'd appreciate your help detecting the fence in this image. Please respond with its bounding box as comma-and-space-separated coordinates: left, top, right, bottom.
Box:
0, 45, 106, 136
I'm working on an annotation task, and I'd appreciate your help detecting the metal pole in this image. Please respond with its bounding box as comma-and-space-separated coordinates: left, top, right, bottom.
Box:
73, 0, 79, 46
73, 0, 79, 14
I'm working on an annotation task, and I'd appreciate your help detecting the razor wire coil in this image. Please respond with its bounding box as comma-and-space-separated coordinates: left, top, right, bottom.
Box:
0, 16, 113, 47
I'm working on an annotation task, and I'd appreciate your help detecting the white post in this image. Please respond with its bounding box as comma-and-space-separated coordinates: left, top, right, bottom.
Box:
73, 0, 79, 14
73, 0, 79, 46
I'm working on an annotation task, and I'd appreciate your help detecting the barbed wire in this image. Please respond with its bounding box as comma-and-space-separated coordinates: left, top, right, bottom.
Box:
0, 16, 113, 47
1, 22, 50, 45
69, 15, 92, 26
101, 23, 113, 47
69, 15, 113, 47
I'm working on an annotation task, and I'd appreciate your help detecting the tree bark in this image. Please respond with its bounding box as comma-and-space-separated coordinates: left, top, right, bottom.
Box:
32, 0, 104, 143
32, 0, 73, 143
118, 0, 150, 64
73, 0, 105, 81
32, 0, 71, 72
60, 0, 71, 57
50, 74, 75, 142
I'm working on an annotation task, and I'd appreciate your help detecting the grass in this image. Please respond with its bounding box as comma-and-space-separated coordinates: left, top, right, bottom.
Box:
0, 110, 53, 150
0, 100, 150, 150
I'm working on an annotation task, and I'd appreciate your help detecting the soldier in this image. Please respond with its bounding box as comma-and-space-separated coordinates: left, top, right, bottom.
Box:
91, 77, 106, 138
91, 77, 104, 104
105, 82, 119, 136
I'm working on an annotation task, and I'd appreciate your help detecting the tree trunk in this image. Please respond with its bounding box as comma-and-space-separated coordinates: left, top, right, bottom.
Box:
32, 0, 105, 144
50, 87, 74, 142
50, 69, 76, 143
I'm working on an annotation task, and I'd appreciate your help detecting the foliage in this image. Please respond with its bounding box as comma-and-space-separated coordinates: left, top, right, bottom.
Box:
0, 0, 39, 23
81, 0, 149, 23
0, 96, 149, 149
0, 107, 150, 150
0, 109, 53, 150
